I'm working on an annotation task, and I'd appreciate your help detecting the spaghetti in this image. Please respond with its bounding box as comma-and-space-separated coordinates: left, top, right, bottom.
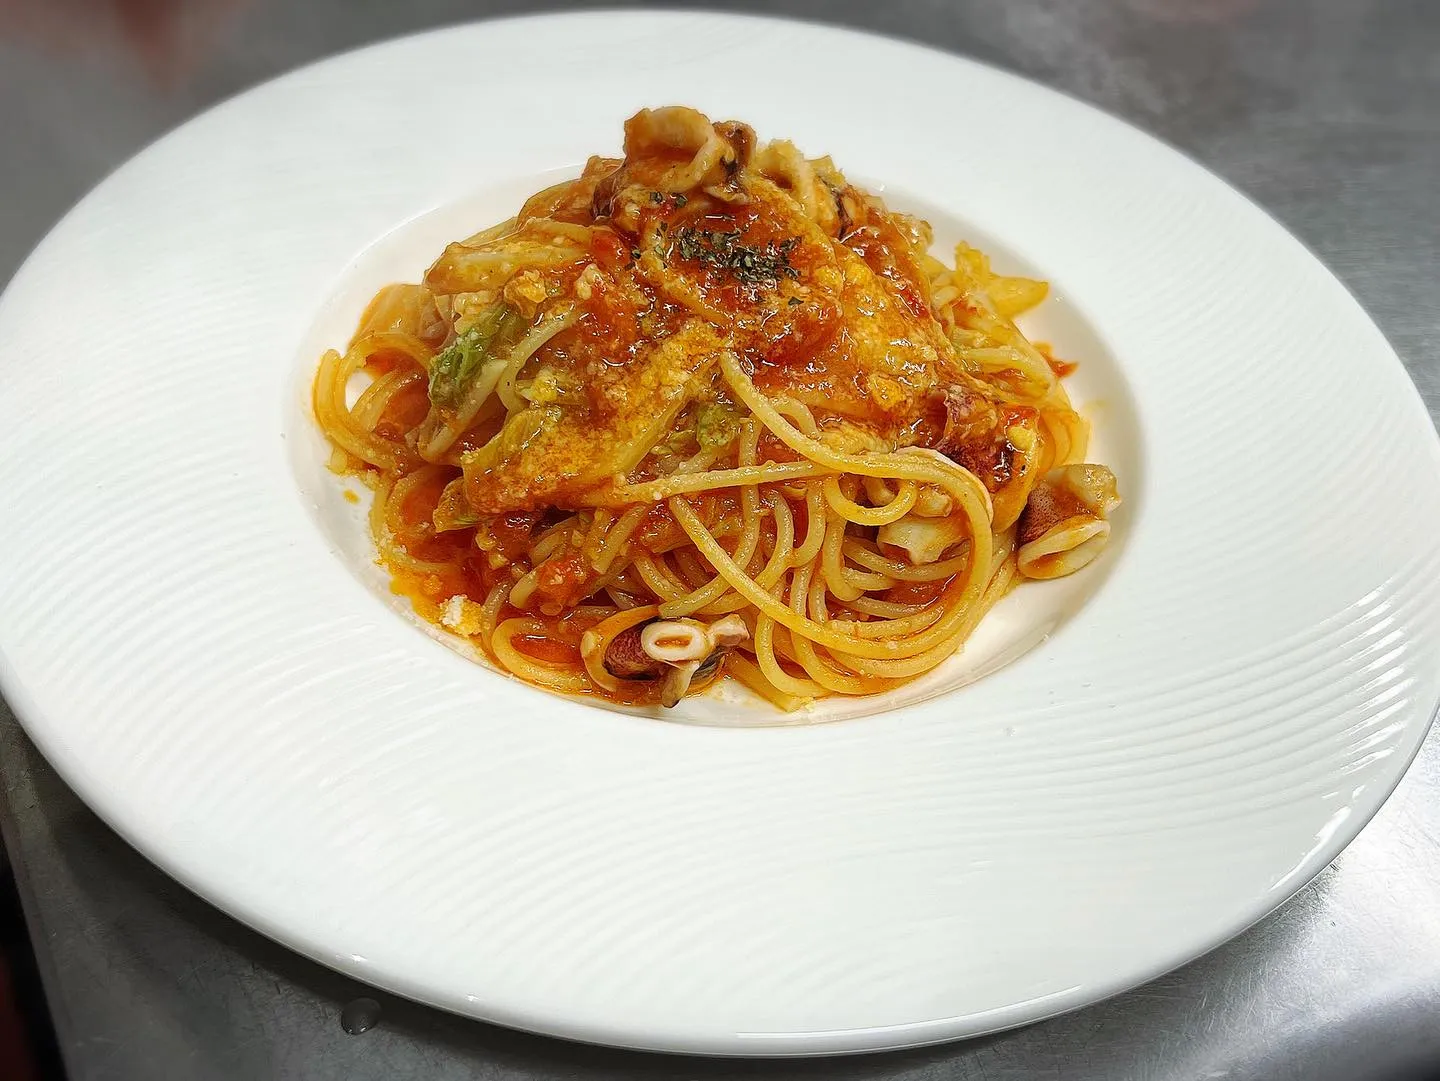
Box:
313, 107, 1121, 710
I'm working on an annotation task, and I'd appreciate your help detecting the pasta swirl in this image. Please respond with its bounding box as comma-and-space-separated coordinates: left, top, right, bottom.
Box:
313, 107, 1120, 710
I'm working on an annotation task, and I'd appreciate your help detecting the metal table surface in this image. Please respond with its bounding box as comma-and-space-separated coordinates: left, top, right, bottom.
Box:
2, 1, 1438, 1078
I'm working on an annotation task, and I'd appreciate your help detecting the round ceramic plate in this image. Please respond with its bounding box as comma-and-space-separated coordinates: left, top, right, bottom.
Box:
1, 12, 1438, 1057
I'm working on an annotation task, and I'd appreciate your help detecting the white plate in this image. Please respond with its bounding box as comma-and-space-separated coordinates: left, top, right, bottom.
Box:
1, 11, 1438, 1057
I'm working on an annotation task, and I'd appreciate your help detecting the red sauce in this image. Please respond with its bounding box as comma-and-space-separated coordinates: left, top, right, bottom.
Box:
942, 403, 1039, 492
589, 227, 631, 273
634, 491, 745, 553
1037, 342, 1078, 378
362, 349, 413, 376
512, 636, 583, 665
635, 503, 681, 551
373, 383, 430, 440
532, 553, 593, 608
490, 511, 539, 559
883, 577, 950, 607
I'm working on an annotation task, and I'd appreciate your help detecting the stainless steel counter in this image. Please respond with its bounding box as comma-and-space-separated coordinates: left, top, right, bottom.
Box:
2, 2, 1439, 1078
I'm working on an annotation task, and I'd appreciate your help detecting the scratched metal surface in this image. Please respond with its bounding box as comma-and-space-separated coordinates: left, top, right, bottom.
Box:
2, 1, 1439, 1078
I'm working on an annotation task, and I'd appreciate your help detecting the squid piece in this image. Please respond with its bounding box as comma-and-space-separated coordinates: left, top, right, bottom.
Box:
877, 513, 970, 565
751, 139, 839, 232
590, 106, 756, 222
602, 614, 750, 707
1015, 464, 1121, 579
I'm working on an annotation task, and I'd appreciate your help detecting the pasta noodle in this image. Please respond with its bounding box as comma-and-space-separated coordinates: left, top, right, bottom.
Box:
312, 107, 1120, 711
